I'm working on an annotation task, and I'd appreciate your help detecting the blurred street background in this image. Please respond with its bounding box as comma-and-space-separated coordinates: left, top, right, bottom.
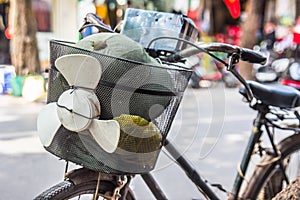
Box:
1, 0, 300, 199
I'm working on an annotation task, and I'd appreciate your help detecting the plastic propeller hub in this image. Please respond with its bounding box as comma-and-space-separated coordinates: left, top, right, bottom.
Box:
57, 89, 100, 132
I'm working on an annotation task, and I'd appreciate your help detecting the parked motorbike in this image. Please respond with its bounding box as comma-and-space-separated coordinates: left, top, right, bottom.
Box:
253, 41, 291, 83
254, 21, 300, 89
280, 25, 300, 89
281, 58, 300, 89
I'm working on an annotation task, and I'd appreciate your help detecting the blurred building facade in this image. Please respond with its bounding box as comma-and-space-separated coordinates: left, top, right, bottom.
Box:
0, 0, 300, 66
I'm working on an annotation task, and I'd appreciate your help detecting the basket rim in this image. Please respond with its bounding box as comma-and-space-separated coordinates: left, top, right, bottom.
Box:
50, 39, 193, 73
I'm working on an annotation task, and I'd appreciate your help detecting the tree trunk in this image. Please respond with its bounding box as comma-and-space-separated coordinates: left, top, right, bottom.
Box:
239, 0, 264, 80
10, 0, 40, 75
296, 0, 300, 18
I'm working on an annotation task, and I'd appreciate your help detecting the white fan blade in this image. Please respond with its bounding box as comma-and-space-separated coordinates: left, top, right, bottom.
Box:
55, 54, 102, 89
89, 120, 120, 153
37, 103, 61, 147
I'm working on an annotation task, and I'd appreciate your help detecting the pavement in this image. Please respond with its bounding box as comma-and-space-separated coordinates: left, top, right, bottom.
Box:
0, 94, 66, 200
0, 94, 44, 152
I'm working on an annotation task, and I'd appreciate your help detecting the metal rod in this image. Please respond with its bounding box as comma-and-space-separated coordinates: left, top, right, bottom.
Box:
64, 161, 69, 180
141, 173, 168, 200
93, 173, 101, 200
264, 123, 289, 184
231, 112, 264, 199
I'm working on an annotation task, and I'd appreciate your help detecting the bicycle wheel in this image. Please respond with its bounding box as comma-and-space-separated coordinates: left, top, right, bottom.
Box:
241, 133, 300, 199
34, 180, 135, 200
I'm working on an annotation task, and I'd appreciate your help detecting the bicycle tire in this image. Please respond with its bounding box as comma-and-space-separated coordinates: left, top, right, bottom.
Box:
241, 133, 300, 199
34, 180, 135, 200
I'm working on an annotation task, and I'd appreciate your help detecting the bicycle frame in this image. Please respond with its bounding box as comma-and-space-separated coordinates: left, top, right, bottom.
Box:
36, 40, 273, 199
130, 43, 267, 200
139, 100, 269, 200
59, 83, 296, 200
140, 89, 300, 200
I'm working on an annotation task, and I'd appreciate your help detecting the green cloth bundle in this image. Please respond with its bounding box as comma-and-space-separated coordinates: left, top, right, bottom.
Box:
114, 114, 162, 153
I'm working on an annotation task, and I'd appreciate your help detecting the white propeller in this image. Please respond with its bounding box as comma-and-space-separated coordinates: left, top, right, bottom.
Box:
37, 54, 120, 153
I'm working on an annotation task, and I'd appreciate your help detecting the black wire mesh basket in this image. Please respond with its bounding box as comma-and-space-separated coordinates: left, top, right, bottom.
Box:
45, 39, 192, 174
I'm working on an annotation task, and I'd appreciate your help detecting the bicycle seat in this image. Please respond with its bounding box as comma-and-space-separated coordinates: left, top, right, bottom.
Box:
239, 81, 300, 108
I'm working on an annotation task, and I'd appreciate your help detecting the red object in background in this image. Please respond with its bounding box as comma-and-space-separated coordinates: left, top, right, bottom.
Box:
214, 26, 241, 46
4, 26, 13, 40
187, 9, 201, 30
293, 32, 300, 44
228, 25, 241, 45
223, 0, 241, 19
214, 33, 226, 43
281, 79, 300, 90
294, 17, 300, 44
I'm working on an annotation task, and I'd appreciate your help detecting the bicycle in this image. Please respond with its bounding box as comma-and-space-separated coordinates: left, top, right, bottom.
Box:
34, 10, 300, 200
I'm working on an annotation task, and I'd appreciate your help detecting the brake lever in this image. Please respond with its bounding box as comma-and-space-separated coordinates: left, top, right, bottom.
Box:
227, 53, 254, 102
227, 53, 240, 71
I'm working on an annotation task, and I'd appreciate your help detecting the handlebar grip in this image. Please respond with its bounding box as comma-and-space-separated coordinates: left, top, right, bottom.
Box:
82, 13, 114, 33
240, 48, 267, 65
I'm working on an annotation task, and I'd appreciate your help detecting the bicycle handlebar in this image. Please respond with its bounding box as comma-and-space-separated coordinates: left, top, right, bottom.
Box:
240, 47, 267, 64
166, 42, 268, 102
167, 42, 267, 65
